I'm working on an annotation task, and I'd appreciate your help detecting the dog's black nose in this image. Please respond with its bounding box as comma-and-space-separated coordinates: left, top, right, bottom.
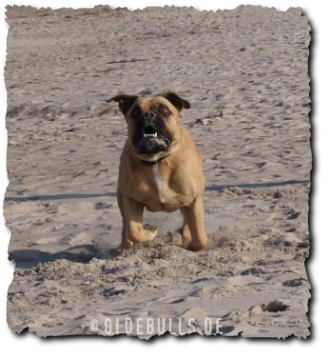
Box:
142, 112, 157, 121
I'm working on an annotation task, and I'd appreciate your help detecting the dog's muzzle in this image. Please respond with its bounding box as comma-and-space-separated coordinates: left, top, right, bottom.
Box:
133, 112, 171, 154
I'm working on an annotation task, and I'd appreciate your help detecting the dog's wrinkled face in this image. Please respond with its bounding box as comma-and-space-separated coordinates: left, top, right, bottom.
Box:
110, 92, 190, 160
129, 98, 173, 155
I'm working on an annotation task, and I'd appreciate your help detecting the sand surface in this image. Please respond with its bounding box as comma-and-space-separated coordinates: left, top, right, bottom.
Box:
4, 5, 311, 338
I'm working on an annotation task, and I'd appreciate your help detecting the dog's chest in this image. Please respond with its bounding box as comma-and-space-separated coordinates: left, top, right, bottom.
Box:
130, 164, 193, 211
152, 164, 168, 203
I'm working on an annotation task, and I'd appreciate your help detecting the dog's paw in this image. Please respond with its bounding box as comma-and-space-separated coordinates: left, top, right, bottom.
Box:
118, 240, 133, 251
183, 240, 207, 252
143, 223, 157, 232
143, 224, 158, 242
181, 237, 192, 249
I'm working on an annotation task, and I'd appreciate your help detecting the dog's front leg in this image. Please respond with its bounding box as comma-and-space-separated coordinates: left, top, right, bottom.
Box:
122, 196, 158, 246
181, 196, 207, 251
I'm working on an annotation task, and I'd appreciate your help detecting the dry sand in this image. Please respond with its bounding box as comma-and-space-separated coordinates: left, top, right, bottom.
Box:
4, 5, 311, 338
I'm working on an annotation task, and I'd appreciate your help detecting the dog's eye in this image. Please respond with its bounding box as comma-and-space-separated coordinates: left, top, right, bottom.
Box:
132, 108, 141, 118
160, 107, 171, 116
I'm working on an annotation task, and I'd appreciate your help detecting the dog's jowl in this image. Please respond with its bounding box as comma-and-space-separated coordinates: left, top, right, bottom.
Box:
110, 92, 207, 251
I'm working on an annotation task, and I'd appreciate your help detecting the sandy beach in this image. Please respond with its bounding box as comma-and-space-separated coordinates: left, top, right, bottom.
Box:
4, 5, 311, 338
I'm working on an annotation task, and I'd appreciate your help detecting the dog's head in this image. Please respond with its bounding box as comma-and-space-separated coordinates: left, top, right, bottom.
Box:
109, 92, 191, 161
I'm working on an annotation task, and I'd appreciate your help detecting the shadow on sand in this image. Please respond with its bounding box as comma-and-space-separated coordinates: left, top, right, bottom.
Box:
8, 244, 103, 269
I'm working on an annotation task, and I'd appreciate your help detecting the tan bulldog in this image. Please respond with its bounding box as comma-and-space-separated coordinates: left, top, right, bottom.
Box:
110, 92, 207, 251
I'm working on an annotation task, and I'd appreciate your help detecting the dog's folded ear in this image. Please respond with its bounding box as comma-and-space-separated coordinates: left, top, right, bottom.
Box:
160, 92, 191, 111
108, 94, 139, 116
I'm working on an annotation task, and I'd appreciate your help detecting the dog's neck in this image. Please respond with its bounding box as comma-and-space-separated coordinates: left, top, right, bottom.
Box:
140, 156, 168, 166
134, 136, 181, 166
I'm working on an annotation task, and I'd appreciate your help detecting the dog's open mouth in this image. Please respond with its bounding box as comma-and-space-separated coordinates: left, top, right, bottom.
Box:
143, 125, 158, 138
134, 125, 171, 154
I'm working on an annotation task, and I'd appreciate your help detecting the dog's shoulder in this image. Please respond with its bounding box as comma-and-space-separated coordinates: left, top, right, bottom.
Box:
119, 139, 129, 162
180, 124, 203, 160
